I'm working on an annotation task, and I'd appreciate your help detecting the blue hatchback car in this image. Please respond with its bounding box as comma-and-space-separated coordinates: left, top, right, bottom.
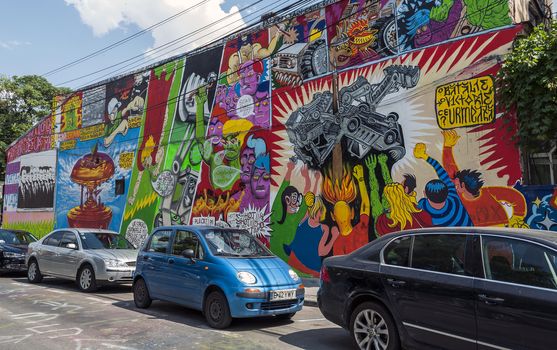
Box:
133, 226, 305, 328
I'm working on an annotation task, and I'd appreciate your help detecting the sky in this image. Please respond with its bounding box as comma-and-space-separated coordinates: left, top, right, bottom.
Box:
0, 0, 300, 90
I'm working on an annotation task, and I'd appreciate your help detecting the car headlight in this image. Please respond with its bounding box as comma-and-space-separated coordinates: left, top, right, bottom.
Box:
3, 252, 25, 258
289, 269, 300, 282
237, 271, 257, 284
104, 259, 129, 268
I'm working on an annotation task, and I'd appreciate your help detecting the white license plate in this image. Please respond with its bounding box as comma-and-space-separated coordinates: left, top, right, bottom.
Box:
269, 289, 296, 301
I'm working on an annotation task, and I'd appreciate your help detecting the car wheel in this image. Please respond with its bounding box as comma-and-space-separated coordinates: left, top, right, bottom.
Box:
27, 259, 43, 283
133, 278, 152, 308
350, 302, 400, 350
77, 265, 98, 292
204, 291, 232, 329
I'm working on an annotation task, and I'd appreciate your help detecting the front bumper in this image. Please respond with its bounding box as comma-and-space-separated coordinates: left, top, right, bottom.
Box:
97, 268, 135, 283
228, 285, 305, 318
0, 257, 27, 272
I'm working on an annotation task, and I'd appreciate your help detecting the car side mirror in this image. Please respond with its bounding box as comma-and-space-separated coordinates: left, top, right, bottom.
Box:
66, 243, 78, 250
182, 249, 195, 260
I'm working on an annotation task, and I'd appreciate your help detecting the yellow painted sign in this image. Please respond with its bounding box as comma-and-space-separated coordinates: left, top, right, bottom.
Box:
60, 139, 77, 151
435, 76, 495, 129
80, 124, 105, 141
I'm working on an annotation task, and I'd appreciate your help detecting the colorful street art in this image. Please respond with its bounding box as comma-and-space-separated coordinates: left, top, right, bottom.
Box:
2, 1, 555, 275
326, 0, 398, 69
397, 0, 512, 51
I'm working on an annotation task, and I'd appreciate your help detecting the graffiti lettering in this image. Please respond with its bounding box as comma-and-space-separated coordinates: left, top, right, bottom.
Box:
436, 76, 495, 129
119, 152, 134, 170
79, 124, 105, 141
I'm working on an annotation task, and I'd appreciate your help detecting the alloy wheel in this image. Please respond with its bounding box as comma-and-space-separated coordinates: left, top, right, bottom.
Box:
80, 269, 92, 290
353, 309, 390, 350
28, 263, 36, 280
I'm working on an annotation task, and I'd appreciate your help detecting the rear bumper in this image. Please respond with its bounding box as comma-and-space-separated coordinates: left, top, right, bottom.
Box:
227, 285, 304, 318
318, 286, 348, 329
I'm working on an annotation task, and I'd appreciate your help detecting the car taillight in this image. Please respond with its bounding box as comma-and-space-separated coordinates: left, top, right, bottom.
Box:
320, 265, 330, 283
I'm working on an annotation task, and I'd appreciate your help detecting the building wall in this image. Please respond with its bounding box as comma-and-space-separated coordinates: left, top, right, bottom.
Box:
3, 0, 556, 275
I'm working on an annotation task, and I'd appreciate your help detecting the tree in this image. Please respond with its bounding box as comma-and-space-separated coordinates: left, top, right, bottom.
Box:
498, 20, 557, 151
0, 75, 70, 180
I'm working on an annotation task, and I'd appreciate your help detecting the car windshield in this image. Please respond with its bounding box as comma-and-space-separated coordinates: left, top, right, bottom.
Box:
0, 230, 37, 245
79, 231, 135, 250
203, 230, 273, 257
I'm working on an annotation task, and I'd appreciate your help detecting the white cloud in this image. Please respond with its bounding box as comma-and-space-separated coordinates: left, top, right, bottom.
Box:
0, 40, 31, 50
65, 0, 245, 58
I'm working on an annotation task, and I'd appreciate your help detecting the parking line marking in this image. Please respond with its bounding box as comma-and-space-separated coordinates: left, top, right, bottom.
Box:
296, 318, 326, 322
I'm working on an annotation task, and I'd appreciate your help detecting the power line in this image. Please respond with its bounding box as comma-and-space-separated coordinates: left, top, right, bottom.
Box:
42, 0, 213, 78
75, 0, 297, 88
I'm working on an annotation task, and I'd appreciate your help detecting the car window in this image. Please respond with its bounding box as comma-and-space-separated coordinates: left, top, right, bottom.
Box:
147, 230, 172, 254
60, 232, 78, 249
383, 236, 411, 266
43, 231, 64, 247
482, 236, 557, 290
0, 230, 36, 244
172, 230, 204, 259
411, 234, 467, 276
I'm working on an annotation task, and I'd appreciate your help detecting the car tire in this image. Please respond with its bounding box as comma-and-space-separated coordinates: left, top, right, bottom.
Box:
77, 265, 98, 293
133, 278, 152, 308
27, 259, 43, 283
204, 291, 232, 329
350, 301, 400, 350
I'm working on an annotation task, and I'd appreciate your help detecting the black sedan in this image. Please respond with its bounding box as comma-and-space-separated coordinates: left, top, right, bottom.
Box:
0, 229, 37, 274
318, 227, 557, 350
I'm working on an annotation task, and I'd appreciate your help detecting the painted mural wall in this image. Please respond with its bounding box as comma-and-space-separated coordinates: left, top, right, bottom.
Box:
3, 0, 556, 277
2, 117, 56, 237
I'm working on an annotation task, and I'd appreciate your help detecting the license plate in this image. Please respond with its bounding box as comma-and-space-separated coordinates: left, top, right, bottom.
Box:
269, 289, 296, 301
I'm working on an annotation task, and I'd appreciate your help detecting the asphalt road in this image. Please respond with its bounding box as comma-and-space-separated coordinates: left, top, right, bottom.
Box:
0, 273, 352, 350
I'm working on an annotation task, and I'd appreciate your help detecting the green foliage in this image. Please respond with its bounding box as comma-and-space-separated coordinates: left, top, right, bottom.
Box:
497, 21, 557, 151
0, 75, 70, 179
430, 0, 454, 22
464, 0, 512, 29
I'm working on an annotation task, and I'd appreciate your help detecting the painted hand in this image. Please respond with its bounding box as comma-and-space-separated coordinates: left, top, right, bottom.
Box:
286, 160, 295, 172
353, 164, 364, 181
378, 153, 388, 165
365, 154, 378, 172
442, 129, 460, 148
413, 143, 428, 160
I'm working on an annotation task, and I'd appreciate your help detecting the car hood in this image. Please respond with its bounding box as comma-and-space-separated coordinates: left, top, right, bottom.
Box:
85, 249, 138, 262
224, 257, 298, 287
0, 243, 28, 254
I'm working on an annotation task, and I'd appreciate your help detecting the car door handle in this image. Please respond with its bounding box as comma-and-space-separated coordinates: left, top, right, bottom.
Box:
168, 258, 175, 264
387, 278, 406, 288
478, 294, 505, 305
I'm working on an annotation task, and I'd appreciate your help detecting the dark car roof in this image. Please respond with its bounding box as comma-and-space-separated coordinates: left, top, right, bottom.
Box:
382, 227, 557, 249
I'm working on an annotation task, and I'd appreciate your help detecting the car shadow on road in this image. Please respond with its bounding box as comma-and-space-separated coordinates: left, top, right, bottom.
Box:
5, 275, 132, 294
279, 328, 353, 350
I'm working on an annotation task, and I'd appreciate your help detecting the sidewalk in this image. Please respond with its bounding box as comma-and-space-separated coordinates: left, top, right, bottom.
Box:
302, 277, 319, 307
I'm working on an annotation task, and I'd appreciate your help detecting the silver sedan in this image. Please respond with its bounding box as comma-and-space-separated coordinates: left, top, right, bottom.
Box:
26, 229, 138, 292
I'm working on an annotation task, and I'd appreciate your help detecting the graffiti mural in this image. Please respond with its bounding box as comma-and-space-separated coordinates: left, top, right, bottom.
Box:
190, 30, 274, 242
397, 0, 512, 51
121, 61, 182, 246
3, 117, 56, 238
270, 8, 329, 88
270, 26, 524, 276
326, 0, 398, 69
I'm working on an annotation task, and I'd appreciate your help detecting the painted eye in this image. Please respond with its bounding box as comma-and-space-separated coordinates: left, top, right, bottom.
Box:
253, 175, 260, 180
249, 158, 255, 164
263, 174, 270, 180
